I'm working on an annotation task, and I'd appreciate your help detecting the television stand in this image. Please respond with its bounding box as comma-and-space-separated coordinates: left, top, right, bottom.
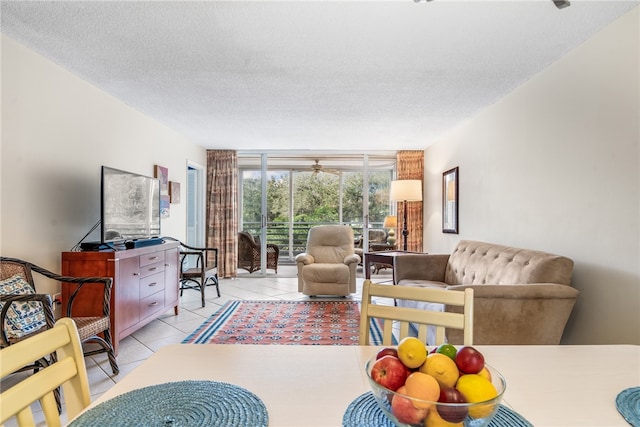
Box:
61, 241, 180, 354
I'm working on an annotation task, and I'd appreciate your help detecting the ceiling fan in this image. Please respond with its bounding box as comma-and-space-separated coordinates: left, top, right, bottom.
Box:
308, 160, 342, 176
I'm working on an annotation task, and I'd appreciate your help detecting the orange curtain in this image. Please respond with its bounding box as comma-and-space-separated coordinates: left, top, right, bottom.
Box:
206, 150, 238, 278
396, 150, 424, 252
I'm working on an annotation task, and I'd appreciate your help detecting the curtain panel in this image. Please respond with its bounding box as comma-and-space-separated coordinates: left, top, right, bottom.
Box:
396, 150, 424, 252
206, 150, 238, 278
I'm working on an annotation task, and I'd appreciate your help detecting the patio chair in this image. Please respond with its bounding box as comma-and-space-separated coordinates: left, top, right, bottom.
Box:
0, 318, 91, 426
359, 279, 474, 346
237, 231, 280, 273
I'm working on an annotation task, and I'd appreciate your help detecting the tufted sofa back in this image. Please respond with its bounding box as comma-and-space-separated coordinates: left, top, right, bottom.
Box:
444, 240, 573, 286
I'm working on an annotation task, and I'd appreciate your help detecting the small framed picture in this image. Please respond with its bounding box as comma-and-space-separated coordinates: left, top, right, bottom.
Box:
154, 165, 169, 196
169, 181, 181, 204
160, 195, 170, 218
443, 167, 459, 234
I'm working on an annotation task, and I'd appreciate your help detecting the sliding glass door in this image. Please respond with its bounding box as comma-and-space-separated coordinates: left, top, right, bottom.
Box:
239, 153, 396, 273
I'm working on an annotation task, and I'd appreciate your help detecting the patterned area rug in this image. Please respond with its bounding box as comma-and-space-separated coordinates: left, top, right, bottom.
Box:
183, 300, 379, 345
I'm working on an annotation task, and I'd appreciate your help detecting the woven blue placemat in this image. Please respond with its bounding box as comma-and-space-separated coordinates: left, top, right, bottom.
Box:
616, 387, 640, 426
69, 380, 268, 427
343, 392, 533, 427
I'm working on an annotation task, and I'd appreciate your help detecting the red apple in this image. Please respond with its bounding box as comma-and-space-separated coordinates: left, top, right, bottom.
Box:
455, 346, 485, 374
437, 387, 469, 423
371, 355, 409, 391
391, 386, 429, 425
376, 347, 399, 360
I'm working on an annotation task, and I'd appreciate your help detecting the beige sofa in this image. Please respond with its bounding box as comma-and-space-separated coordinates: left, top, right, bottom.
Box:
393, 240, 579, 345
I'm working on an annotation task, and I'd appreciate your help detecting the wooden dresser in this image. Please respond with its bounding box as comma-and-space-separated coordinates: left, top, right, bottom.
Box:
61, 241, 180, 354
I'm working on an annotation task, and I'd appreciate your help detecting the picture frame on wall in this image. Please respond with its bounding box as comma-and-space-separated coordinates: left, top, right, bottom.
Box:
154, 165, 169, 196
169, 181, 181, 204
443, 167, 459, 234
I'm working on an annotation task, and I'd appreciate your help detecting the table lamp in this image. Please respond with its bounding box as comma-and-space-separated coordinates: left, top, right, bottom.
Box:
389, 180, 423, 251
383, 215, 397, 246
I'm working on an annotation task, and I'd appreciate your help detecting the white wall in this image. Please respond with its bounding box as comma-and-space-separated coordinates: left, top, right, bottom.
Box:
424, 8, 639, 344
1, 35, 207, 294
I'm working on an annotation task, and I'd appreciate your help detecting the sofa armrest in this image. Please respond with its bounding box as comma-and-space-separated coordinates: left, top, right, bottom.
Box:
446, 283, 579, 299
394, 254, 450, 283
445, 283, 579, 345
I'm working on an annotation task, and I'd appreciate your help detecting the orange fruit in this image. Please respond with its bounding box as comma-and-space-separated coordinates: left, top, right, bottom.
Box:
397, 337, 427, 369
455, 374, 498, 418
404, 372, 440, 409
420, 353, 460, 388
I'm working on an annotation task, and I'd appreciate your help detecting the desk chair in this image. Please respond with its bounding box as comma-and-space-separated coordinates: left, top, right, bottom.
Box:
359, 280, 474, 346
0, 318, 91, 426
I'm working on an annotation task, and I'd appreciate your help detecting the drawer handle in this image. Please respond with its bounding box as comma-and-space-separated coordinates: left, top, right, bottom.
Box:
149, 301, 159, 306
148, 267, 157, 272
148, 282, 158, 287
133, 272, 140, 276
148, 256, 159, 261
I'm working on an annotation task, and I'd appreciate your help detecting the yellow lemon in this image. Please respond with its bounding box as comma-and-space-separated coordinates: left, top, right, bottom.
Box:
397, 337, 427, 369
477, 366, 492, 382
404, 372, 440, 409
455, 374, 498, 418
425, 408, 464, 427
420, 353, 460, 388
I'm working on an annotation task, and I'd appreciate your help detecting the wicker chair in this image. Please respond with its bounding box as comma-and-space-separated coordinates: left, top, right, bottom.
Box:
237, 231, 280, 274
0, 257, 118, 376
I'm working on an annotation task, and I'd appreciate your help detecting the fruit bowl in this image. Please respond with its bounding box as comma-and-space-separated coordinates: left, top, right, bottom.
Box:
365, 354, 506, 427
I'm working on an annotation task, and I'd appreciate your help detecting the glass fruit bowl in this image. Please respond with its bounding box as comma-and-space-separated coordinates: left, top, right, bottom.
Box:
365, 354, 506, 427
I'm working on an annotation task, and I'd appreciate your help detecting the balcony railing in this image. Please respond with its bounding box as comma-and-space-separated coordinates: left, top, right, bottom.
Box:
241, 221, 383, 262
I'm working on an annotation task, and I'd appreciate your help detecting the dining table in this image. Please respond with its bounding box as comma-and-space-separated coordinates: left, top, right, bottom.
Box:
72, 344, 639, 427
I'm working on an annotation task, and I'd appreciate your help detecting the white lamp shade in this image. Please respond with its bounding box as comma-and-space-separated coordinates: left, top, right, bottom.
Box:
389, 180, 423, 202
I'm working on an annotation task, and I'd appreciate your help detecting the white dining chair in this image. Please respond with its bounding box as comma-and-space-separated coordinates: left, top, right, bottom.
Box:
359, 279, 474, 346
0, 318, 91, 426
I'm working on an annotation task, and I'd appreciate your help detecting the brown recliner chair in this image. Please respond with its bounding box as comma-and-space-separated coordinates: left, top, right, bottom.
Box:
237, 231, 280, 273
295, 225, 360, 296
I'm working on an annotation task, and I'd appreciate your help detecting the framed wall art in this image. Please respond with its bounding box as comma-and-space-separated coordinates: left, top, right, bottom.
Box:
443, 167, 459, 234
169, 181, 181, 204
154, 165, 169, 196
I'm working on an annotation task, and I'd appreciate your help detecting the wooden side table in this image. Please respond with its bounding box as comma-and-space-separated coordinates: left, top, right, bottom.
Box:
363, 251, 425, 283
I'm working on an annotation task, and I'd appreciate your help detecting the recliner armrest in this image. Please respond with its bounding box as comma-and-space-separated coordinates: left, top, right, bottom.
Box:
344, 254, 360, 265
295, 253, 315, 265
394, 254, 450, 283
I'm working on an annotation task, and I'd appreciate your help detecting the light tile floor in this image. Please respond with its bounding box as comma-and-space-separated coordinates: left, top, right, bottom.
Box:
2, 264, 393, 426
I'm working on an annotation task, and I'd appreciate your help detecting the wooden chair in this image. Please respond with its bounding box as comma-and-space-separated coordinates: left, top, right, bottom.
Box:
0, 257, 119, 378
0, 318, 91, 426
161, 238, 219, 307
237, 231, 280, 274
359, 279, 474, 346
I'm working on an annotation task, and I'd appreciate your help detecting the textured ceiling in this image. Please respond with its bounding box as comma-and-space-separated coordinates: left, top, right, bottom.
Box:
1, 1, 637, 151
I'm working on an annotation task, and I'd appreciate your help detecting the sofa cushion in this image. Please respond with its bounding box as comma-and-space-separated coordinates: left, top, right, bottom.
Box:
445, 240, 574, 286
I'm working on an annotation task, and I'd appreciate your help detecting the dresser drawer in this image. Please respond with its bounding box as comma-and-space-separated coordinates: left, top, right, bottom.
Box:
139, 272, 165, 299
140, 251, 165, 267
139, 261, 165, 278
139, 291, 165, 320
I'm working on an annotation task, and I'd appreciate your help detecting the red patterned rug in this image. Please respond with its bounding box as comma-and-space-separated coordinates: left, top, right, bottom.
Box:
182, 300, 365, 345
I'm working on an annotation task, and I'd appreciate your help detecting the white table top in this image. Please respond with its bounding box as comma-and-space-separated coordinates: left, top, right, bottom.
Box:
81, 344, 639, 427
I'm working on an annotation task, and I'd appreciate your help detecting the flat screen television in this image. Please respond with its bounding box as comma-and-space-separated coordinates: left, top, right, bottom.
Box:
101, 166, 161, 243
